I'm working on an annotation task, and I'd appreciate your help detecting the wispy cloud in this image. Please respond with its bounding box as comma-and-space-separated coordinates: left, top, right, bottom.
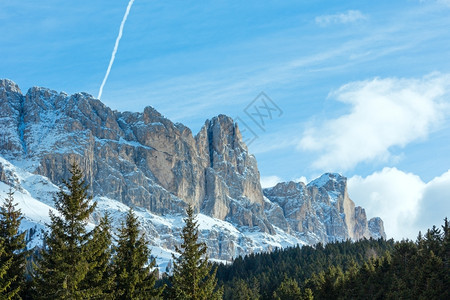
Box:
260, 176, 283, 188
101, 4, 449, 134
420, 0, 450, 7
293, 176, 308, 184
103, 35, 405, 124
348, 168, 450, 240
298, 73, 450, 172
315, 10, 367, 26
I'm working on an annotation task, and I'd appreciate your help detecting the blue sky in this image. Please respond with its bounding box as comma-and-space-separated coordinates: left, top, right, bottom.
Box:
1, 0, 450, 239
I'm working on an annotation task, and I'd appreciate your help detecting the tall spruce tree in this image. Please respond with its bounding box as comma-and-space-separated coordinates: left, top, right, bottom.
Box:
0, 239, 17, 300
81, 213, 115, 299
113, 208, 163, 299
170, 205, 222, 300
0, 188, 26, 299
34, 163, 97, 299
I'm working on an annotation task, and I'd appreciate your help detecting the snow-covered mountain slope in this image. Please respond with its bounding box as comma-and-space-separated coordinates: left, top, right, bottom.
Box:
0, 79, 385, 264
0, 156, 306, 269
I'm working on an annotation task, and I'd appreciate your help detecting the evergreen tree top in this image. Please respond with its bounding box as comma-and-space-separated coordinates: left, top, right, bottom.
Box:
34, 162, 98, 299
0, 187, 26, 298
169, 204, 222, 300
55, 163, 96, 225
114, 208, 164, 299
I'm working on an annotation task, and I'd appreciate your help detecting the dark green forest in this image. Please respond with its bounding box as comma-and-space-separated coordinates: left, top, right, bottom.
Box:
216, 222, 449, 299
217, 238, 396, 299
0, 164, 448, 299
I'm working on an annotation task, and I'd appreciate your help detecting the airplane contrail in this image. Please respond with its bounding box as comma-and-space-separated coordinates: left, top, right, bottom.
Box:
98, 0, 135, 100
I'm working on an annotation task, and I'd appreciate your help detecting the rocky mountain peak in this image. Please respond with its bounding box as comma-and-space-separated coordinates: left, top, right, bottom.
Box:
194, 114, 273, 233
26, 86, 59, 101
368, 217, 386, 239
205, 114, 246, 153
264, 173, 385, 244
268, 181, 306, 198
143, 106, 163, 121
309, 172, 346, 191
0, 79, 22, 94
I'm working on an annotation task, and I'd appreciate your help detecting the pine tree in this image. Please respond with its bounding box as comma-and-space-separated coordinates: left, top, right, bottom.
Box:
113, 208, 163, 299
81, 213, 115, 299
34, 163, 97, 299
0, 188, 26, 299
273, 277, 302, 300
170, 205, 222, 300
301, 288, 313, 300
0, 239, 17, 300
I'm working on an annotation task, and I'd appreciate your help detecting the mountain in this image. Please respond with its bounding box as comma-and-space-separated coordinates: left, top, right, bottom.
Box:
0, 79, 385, 267
263, 174, 385, 244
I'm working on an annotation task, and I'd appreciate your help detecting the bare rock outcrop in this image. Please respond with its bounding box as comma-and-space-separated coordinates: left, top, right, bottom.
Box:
197, 115, 273, 233
368, 217, 387, 239
263, 173, 385, 243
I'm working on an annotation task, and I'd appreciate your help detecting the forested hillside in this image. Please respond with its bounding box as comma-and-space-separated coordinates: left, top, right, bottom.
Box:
217, 220, 449, 300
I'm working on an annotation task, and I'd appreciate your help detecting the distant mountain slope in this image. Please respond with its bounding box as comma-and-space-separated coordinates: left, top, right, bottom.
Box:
0, 79, 385, 264
264, 173, 385, 244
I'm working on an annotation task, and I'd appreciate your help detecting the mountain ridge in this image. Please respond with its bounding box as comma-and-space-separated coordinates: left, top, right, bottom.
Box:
0, 79, 385, 265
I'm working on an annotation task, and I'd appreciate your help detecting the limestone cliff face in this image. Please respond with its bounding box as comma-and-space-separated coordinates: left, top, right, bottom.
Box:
263, 173, 385, 244
196, 116, 273, 233
0, 79, 385, 249
0, 79, 271, 232
0, 79, 24, 157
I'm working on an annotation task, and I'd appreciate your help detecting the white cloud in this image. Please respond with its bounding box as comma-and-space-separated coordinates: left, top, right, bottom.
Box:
294, 176, 308, 184
348, 168, 450, 240
260, 175, 283, 188
298, 73, 450, 172
261, 175, 307, 188
417, 171, 450, 230
348, 168, 425, 240
315, 10, 367, 26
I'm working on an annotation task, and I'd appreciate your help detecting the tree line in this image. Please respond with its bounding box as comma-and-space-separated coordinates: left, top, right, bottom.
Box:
0, 163, 222, 299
